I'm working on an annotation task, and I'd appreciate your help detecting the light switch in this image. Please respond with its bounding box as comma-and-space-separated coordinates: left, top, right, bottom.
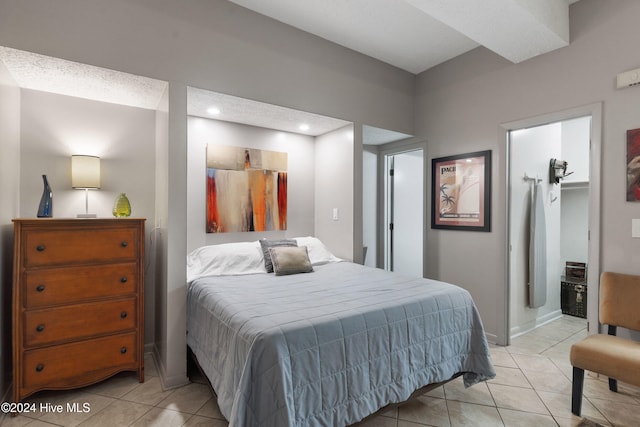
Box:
632, 219, 640, 238
332, 208, 339, 221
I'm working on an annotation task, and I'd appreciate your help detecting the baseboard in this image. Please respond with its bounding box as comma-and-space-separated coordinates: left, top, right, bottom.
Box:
510, 309, 563, 339
151, 344, 189, 391
485, 332, 498, 345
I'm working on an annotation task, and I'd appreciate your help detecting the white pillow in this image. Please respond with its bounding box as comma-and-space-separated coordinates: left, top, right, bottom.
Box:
293, 237, 342, 266
186, 241, 266, 282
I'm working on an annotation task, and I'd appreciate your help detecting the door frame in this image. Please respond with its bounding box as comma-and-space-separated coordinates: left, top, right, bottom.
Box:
377, 140, 427, 276
385, 154, 396, 271
500, 102, 602, 345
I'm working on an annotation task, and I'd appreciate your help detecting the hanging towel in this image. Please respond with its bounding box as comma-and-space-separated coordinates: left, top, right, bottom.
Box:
529, 182, 547, 308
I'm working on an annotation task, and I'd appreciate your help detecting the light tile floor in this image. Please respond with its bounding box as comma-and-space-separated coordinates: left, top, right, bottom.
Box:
3, 316, 639, 426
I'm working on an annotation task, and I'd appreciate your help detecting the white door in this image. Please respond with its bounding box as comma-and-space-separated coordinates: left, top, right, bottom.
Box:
385, 149, 423, 277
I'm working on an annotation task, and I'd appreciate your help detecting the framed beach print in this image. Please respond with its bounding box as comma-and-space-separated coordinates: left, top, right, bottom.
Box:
431, 150, 491, 231
627, 128, 640, 202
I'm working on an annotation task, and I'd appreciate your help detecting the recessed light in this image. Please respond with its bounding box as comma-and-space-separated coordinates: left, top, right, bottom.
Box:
299, 124, 310, 131
207, 107, 221, 115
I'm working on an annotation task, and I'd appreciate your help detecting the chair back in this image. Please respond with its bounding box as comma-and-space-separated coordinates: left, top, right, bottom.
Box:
599, 272, 640, 332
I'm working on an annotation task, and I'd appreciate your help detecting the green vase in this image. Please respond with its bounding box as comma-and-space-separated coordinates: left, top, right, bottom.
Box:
113, 193, 131, 217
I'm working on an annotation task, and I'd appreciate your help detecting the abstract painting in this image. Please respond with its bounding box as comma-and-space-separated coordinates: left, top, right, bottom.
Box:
206, 144, 287, 233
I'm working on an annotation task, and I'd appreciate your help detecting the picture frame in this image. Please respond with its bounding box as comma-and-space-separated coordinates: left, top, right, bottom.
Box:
431, 150, 491, 231
627, 128, 640, 202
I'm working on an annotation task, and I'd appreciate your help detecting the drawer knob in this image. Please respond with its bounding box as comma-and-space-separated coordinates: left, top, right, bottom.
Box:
36, 245, 46, 252
121, 241, 128, 248
36, 284, 46, 292
120, 347, 127, 354
120, 276, 128, 283
35, 364, 44, 372
120, 311, 128, 319
36, 324, 45, 332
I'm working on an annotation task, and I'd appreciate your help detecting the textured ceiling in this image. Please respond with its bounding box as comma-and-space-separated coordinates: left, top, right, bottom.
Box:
188, 87, 351, 137
0, 46, 167, 110
363, 126, 412, 146
0, 46, 354, 138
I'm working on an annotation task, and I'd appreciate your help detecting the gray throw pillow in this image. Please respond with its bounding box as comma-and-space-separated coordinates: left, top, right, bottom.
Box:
259, 239, 297, 273
268, 246, 313, 276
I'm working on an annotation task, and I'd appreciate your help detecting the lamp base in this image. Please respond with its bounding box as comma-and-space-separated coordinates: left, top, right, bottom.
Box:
77, 213, 97, 218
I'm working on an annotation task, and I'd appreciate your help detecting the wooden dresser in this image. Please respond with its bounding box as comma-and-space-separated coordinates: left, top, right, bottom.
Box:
12, 218, 145, 403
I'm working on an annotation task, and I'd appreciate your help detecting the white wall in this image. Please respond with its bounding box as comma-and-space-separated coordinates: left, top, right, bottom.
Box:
315, 125, 354, 261
561, 187, 589, 266
561, 117, 591, 184
0, 60, 20, 406
362, 147, 378, 267
509, 124, 562, 336
18, 89, 158, 348
560, 117, 590, 269
416, 0, 640, 343
187, 116, 316, 251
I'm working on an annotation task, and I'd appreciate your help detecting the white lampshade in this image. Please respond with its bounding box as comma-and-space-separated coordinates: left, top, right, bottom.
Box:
71, 155, 101, 189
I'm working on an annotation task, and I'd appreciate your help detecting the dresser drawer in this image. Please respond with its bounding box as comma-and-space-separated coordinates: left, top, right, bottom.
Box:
24, 298, 136, 347
22, 332, 137, 390
23, 227, 138, 267
13, 218, 145, 402
23, 263, 137, 308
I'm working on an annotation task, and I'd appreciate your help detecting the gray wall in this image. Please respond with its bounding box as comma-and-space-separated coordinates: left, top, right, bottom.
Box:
0, 0, 414, 135
153, 86, 169, 382
314, 125, 355, 261
0, 60, 20, 407
0, 0, 415, 388
415, 0, 640, 342
18, 89, 158, 349
19, 90, 157, 222
4, 0, 639, 388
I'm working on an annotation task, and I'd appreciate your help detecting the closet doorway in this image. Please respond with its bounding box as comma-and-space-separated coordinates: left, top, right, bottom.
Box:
384, 149, 424, 277
503, 103, 602, 345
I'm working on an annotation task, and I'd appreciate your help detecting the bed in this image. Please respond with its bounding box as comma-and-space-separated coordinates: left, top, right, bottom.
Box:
186, 237, 495, 427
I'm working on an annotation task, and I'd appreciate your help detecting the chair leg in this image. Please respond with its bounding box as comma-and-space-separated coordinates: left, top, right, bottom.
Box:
609, 377, 618, 392
572, 366, 585, 416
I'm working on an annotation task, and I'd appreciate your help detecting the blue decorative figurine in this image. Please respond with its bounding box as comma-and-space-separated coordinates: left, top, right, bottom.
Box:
37, 174, 53, 217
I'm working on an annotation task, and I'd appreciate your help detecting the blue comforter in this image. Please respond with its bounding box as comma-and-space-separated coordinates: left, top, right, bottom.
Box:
187, 262, 495, 426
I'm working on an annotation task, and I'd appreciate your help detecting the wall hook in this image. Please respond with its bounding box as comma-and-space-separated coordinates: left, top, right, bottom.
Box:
549, 158, 574, 184
523, 173, 542, 183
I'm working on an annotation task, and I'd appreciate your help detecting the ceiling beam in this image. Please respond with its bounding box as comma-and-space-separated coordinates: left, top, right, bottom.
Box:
405, 0, 570, 63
